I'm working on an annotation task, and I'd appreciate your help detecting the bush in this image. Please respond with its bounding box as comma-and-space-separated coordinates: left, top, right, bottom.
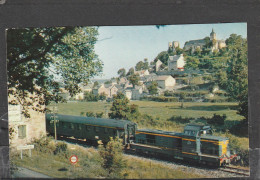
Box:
32, 135, 54, 153
236, 149, 249, 166
207, 114, 226, 126
98, 137, 126, 177
141, 96, 179, 102
168, 116, 192, 124
229, 120, 249, 137
54, 142, 68, 155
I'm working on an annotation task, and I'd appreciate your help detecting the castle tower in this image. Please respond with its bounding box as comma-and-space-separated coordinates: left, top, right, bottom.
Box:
210, 28, 216, 41
168, 42, 173, 48
172, 41, 179, 48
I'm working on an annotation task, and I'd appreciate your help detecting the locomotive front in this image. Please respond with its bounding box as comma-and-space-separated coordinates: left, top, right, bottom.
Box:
219, 138, 240, 166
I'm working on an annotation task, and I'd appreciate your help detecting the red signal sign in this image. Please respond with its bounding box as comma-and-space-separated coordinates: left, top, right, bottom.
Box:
69, 155, 78, 164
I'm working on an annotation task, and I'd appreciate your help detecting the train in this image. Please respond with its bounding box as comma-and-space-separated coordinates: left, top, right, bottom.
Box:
46, 114, 240, 167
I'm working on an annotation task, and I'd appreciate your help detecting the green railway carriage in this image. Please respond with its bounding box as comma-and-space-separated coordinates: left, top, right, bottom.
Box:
46, 114, 137, 145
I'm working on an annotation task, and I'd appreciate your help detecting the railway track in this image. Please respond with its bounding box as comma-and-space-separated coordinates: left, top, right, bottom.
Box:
219, 166, 250, 176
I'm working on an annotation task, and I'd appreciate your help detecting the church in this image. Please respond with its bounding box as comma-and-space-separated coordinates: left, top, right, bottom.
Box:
183, 29, 226, 53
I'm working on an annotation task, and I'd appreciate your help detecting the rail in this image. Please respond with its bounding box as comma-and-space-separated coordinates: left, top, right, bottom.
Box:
219, 166, 250, 176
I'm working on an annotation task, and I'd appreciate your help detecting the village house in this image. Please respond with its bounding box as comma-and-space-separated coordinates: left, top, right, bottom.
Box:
118, 77, 128, 85
92, 84, 109, 97
155, 59, 163, 72
93, 83, 122, 98
123, 88, 133, 100
134, 69, 150, 77
8, 89, 46, 147
131, 86, 143, 100
168, 54, 186, 71
154, 75, 176, 89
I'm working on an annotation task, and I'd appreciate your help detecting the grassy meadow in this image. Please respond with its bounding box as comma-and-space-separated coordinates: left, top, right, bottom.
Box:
50, 101, 243, 121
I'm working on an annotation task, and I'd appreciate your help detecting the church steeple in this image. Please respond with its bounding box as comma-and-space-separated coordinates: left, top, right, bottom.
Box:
210, 28, 216, 40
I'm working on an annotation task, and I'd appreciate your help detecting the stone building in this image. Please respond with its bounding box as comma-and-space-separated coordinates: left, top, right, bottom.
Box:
8, 91, 46, 147
183, 29, 226, 53
168, 54, 186, 71
154, 75, 176, 89
155, 59, 163, 72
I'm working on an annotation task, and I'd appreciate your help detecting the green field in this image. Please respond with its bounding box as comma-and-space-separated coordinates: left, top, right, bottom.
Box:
50, 101, 242, 122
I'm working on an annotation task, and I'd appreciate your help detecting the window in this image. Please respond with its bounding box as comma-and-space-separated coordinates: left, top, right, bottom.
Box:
95, 126, 99, 132
18, 125, 26, 139
62, 122, 67, 128
86, 125, 91, 131
70, 123, 74, 129
104, 128, 108, 133
78, 124, 81, 130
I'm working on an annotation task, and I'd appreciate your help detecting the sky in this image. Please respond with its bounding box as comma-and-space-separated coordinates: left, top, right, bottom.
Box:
93, 23, 247, 79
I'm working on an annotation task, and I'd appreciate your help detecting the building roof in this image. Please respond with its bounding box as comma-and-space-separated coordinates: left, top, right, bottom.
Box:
154, 75, 173, 81
168, 54, 183, 62
184, 39, 205, 46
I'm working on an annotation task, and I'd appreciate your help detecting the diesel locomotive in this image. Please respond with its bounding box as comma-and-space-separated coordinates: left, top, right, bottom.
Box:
46, 114, 239, 166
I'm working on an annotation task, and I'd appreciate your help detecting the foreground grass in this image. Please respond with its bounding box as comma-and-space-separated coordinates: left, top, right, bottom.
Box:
10, 142, 207, 179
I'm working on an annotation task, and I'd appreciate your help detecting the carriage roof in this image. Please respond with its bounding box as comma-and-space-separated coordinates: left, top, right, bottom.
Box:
46, 114, 136, 129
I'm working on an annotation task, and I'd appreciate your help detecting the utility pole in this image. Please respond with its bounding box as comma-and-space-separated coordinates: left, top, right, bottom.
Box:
52, 103, 59, 141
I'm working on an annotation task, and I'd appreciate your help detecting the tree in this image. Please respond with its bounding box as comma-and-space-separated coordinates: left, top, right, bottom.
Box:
126, 67, 134, 76
143, 58, 149, 70
225, 34, 248, 121
127, 74, 140, 88
135, 59, 149, 71
109, 93, 130, 120
154, 51, 169, 65
135, 61, 144, 71
203, 36, 212, 48
117, 68, 126, 77
7, 27, 103, 117
175, 47, 183, 55
147, 81, 158, 95
86, 111, 95, 117
215, 69, 228, 89
93, 81, 99, 88
184, 56, 200, 70
98, 137, 126, 177
108, 92, 140, 120
194, 47, 201, 56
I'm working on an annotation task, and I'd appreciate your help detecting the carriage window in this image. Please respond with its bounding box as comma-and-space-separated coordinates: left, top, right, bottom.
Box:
70, 123, 74, 129
95, 126, 99, 132
78, 124, 81, 130
104, 128, 108, 133
86, 125, 91, 131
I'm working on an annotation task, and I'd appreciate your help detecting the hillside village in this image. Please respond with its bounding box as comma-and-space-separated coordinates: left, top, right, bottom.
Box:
62, 29, 227, 102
